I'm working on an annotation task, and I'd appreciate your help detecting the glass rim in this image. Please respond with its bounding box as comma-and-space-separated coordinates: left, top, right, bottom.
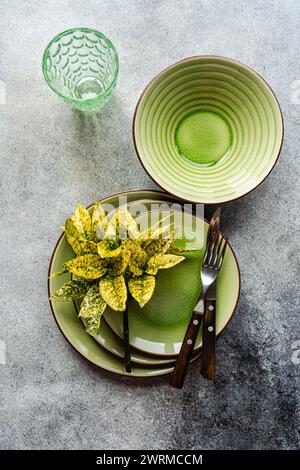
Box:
42, 27, 119, 103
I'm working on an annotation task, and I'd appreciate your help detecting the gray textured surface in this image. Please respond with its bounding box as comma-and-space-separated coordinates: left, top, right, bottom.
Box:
0, 0, 299, 450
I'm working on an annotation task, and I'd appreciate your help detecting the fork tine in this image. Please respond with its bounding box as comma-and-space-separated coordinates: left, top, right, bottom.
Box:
218, 236, 228, 269
203, 232, 215, 264
207, 233, 219, 265
212, 235, 224, 266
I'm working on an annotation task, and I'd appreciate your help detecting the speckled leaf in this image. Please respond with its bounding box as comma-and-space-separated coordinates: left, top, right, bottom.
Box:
128, 275, 156, 308
50, 279, 91, 302
79, 285, 107, 336
105, 207, 140, 240
146, 253, 185, 275
66, 254, 107, 279
99, 275, 127, 311
97, 239, 122, 258
71, 203, 91, 238
107, 251, 130, 276
145, 232, 175, 258
119, 207, 140, 240
126, 240, 147, 276
139, 214, 172, 241
48, 267, 68, 279
65, 218, 86, 255
92, 202, 106, 238
81, 240, 98, 254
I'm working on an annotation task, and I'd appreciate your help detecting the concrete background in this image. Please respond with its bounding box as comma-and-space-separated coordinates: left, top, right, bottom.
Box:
0, 0, 299, 450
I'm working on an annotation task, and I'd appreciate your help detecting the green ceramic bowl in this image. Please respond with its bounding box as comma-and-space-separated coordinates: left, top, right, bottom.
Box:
133, 56, 284, 204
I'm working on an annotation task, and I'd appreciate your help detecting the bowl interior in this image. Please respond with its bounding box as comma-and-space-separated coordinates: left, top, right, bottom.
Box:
134, 56, 283, 204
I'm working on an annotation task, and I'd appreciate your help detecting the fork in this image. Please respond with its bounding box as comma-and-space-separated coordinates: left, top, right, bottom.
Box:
170, 233, 228, 388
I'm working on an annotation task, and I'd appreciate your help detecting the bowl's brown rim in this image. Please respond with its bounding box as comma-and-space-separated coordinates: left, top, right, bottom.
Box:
47, 189, 241, 377
132, 55, 284, 205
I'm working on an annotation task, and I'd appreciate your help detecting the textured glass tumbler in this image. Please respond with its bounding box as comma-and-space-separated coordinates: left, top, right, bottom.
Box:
42, 28, 119, 111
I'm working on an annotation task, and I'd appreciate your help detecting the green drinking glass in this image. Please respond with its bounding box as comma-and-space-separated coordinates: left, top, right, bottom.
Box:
42, 28, 119, 111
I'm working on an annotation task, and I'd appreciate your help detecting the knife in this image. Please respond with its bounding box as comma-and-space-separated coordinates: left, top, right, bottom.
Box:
170, 208, 221, 388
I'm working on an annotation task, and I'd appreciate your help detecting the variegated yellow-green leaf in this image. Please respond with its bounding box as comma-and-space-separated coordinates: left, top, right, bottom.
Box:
71, 203, 91, 238
105, 207, 140, 240
145, 232, 175, 258
79, 285, 107, 336
99, 275, 127, 311
97, 239, 122, 258
65, 218, 85, 255
128, 275, 156, 308
139, 214, 172, 241
146, 253, 185, 275
108, 251, 130, 276
172, 246, 199, 252
81, 240, 98, 254
48, 267, 68, 279
66, 254, 107, 279
50, 279, 91, 302
118, 207, 140, 240
91, 202, 106, 237
126, 240, 147, 276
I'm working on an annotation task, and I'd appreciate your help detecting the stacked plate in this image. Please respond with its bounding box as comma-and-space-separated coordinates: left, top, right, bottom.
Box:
48, 190, 240, 377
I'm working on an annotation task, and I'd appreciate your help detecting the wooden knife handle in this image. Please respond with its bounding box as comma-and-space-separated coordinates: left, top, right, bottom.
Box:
200, 298, 216, 381
170, 304, 203, 389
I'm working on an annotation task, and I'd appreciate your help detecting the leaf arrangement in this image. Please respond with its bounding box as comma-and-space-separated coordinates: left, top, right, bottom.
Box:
50, 203, 186, 337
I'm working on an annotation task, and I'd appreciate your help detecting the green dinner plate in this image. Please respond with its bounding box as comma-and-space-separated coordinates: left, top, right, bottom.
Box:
48, 190, 203, 377
105, 207, 240, 356
73, 301, 175, 366
133, 56, 283, 204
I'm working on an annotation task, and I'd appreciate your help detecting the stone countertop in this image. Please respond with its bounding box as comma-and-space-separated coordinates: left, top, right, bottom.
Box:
0, 0, 299, 450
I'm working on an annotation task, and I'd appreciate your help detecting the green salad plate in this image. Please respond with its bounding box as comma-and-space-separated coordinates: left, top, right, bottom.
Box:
104, 206, 240, 356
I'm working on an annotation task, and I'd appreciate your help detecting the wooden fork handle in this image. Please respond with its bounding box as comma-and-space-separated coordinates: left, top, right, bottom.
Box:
170, 301, 204, 389
200, 298, 216, 381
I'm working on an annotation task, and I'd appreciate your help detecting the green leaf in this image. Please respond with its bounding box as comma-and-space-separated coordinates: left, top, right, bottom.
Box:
107, 251, 130, 276
139, 214, 172, 241
79, 285, 107, 336
66, 254, 107, 279
126, 240, 147, 276
119, 207, 140, 240
48, 267, 68, 279
97, 239, 122, 258
146, 253, 185, 275
91, 202, 106, 238
81, 240, 98, 254
105, 207, 140, 240
65, 218, 86, 255
50, 279, 91, 302
144, 232, 175, 258
128, 275, 156, 308
71, 203, 91, 238
99, 275, 127, 311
